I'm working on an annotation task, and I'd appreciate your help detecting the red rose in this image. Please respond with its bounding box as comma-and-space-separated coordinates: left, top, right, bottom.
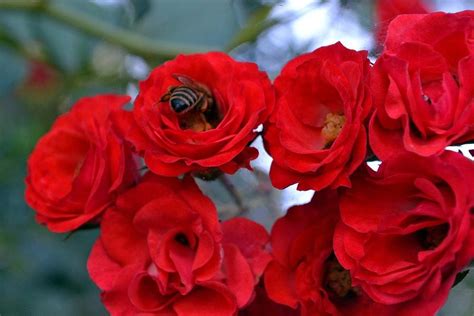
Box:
264, 42, 372, 191
87, 174, 271, 315
264, 190, 392, 315
239, 282, 299, 316
334, 152, 474, 315
117, 52, 274, 177
25, 95, 138, 233
374, 0, 430, 47
370, 11, 474, 159
221, 217, 273, 308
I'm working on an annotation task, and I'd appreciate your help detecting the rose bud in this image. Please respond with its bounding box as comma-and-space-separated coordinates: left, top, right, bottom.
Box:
25, 95, 139, 233
264, 42, 373, 191
264, 190, 392, 315
116, 52, 274, 178
334, 152, 474, 315
370, 11, 474, 159
87, 174, 271, 315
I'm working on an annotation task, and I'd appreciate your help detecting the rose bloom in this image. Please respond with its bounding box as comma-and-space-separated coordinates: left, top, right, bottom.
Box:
370, 11, 474, 159
264, 190, 393, 316
25, 95, 138, 233
264, 42, 372, 191
334, 152, 474, 315
117, 52, 274, 177
374, 0, 429, 47
88, 174, 271, 315
239, 282, 299, 316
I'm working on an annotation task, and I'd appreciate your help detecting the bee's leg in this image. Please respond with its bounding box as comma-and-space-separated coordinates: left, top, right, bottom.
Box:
199, 99, 209, 113
159, 86, 176, 102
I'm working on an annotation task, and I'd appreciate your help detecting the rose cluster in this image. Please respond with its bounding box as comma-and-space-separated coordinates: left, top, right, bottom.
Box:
25, 10, 473, 316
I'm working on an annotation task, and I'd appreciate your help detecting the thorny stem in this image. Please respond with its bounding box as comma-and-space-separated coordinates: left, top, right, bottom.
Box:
252, 169, 281, 219
0, 0, 219, 60
218, 174, 249, 217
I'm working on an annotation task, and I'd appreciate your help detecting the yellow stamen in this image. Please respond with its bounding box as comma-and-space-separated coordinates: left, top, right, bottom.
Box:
321, 113, 346, 147
325, 256, 353, 298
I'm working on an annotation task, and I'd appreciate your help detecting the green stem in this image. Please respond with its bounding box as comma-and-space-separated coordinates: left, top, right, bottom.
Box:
0, 0, 42, 10
218, 175, 249, 217
0, 0, 219, 59
0, 27, 39, 59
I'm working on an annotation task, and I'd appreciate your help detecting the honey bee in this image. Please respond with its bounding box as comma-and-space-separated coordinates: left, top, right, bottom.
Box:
160, 74, 215, 131
160, 74, 213, 114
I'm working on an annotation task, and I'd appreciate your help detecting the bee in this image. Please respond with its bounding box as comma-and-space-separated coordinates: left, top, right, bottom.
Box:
160, 74, 216, 131
160, 74, 213, 115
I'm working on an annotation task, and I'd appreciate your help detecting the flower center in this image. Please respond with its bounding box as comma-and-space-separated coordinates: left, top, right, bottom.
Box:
417, 224, 449, 250
321, 113, 345, 148
422, 94, 432, 105
174, 233, 190, 247
324, 255, 358, 299
160, 74, 220, 132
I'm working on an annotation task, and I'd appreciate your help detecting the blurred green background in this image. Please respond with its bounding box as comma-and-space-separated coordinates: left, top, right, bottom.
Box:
0, 0, 473, 315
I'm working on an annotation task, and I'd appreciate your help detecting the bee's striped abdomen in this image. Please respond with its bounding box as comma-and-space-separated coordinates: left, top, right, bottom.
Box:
170, 87, 199, 113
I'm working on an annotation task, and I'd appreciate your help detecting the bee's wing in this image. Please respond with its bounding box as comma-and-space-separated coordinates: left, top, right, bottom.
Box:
172, 73, 212, 96
172, 73, 195, 86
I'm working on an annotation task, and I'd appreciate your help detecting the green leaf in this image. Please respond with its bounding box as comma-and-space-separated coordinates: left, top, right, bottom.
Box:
0, 11, 36, 45
36, 18, 96, 73
129, 0, 151, 22
61, 80, 128, 110
134, 0, 244, 50
35, 0, 131, 73
227, 4, 278, 50
0, 48, 27, 95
